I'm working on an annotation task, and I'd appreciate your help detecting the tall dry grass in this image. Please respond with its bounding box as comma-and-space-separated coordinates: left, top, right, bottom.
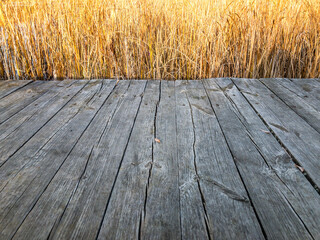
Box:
0, 0, 319, 80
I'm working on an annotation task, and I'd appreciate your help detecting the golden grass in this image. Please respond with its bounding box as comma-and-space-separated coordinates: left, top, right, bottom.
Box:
0, 0, 319, 80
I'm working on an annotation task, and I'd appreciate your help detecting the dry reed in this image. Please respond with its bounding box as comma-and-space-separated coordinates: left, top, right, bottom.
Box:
0, 0, 319, 80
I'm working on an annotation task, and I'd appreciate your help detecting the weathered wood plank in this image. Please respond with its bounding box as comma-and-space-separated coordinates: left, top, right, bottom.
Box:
0, 80, 75, 140
10, 81, 129, 240
0, 81, 55, 124
0, 80, 117, 239
139, 81, 181, 239
289, 78, 320, 101
0, 80, 115, 190
175, 80, 264, 239
203, 79, 313, 240
261, 78, 320, 133
175, 81, 210, 240
215, 78, 320, 239
273, 78, 320, 107
0, 78, 318, 240
47, 80, 146, 240
289, 79, 320, 101
96, 81, 160, 239
232, 78, 320, 189
0, 80, 32, 99
0, 81, 101, 191
0, 80, 86, 166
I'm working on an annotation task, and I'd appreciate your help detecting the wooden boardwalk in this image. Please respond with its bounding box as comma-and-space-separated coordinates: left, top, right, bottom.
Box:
0, 78, 320, 240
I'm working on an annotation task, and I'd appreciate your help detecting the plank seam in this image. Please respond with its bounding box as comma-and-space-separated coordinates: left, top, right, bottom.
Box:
46, 146, 95, 240
185, 92, 212, 240
0, 81, 33, 100
47, 80, 125, 239
0, 82, 48, 125
94, 81, 147, 240
230, 78, 320, 195
143, 81, 161, 221
259, 79, 320, 135
202, 79, 268, 240
10, 80, 119, 239
217, 83, 298, 197
278, 190, 315, 239
214, 80, 318, 238
0, 80, 87, 168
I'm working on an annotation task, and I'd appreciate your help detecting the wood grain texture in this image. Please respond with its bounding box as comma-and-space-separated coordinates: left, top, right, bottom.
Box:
0, 80, 86, 166
0, 80, 32, 99
48, 80, 147, 240
140, 81, 181, 239
289, 78, 320, 101
215, 78, 320, 239
203, 79, 313, 240
176, 80, 264, 240
0, 80, 75, 141
12, 80, 128, 240
97, 81, 160, 240
261, 78, 320, 133
232, 78, 320, 189
0, 81, 55, 124
0, 79, 319, 240
0, 80, 116, 239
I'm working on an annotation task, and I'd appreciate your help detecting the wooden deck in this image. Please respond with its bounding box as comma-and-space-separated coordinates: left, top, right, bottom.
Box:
0, 78, 320, 240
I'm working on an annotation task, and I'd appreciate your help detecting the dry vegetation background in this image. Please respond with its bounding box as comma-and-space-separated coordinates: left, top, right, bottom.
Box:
0, 0, 319, 80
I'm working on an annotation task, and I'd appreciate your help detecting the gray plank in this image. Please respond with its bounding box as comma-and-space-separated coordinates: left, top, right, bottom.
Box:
0, 81, 55, 124
48, 80, 146, 240
0, 80, 32, 99
0, 80, 114, 191
139, 81, 181, 239
203, 79, 313, 240
0, 80, 87, 166
175, 81, 210, 240
175, 80, 264, 239
0, 81, 101, 191
261, 78, 320, 133
274, 78, 320, 106
0, 80, 117, 239
289, 79, 320, 101
0, 80, 75, 140
11, 81, 129, 240
97, 81, 160, 239
215, 78, 320, 239
232, 78, 320, 188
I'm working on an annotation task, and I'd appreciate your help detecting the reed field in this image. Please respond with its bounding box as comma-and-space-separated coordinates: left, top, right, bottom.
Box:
0, 0, 319, 80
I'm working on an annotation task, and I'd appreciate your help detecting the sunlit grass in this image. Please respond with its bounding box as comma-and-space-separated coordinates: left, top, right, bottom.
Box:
0, 0, 319, 80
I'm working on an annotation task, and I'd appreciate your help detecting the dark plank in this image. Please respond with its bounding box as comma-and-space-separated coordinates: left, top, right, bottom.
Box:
139, 81, 181, 239
261, 78, 320, 133
0, 80, 75, 141
203, 79, 313, 240
47, 80, 146, 240
232, 78, 320, 189
10, 81, 129, 240
0, 80, 86, 166
96, 81, 160, 239
215, 78, 320, 239
0, 80, 117, 239
0, 80, 32, 99
175, 80, 264, 239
